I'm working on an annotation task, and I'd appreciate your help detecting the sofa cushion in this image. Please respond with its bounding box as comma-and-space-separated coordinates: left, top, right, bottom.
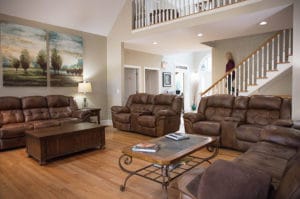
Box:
248, 141, 297, 160
0, 123, 33, 139
23, 108, 50, 122
0, 110, 25, 125
206, 94, 235, 108
130, 104, 153, 113
114, 113, 131, 123
48, 107, 72, 119
274, 151, 300, 199
154, 94, 175, 105
197, 159, 271, 199
137, 115, 156, 128
236, 124, 263, 142
280, 98, 291, 119
21, 96, 47, 109
249, 95, 282, 110
246, 109, 280, 126
205, 107, 232, 121
193, 121, 221, 136
0, 97, 21, 110
132, 93, 150, 104
233, 96, 249, 109
47, 95, 70, 107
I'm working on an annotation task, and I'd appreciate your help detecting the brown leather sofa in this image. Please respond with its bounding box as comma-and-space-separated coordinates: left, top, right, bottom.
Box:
0, 95, 91, 150
111, 93, 182, 137
184, 94, 292, 151
173, 126, 300, 199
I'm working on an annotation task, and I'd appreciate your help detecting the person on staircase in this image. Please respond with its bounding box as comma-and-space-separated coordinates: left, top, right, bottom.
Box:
225, 52, 235, 95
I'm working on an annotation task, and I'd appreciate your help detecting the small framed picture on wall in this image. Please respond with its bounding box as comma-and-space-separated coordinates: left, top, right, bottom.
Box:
162, 72, 172, 87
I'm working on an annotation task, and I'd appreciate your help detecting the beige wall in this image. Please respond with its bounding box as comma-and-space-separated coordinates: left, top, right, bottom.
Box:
124, 49, 162, 68
293, 1, 300, 120
0, 14, 108, 120
211, 32, 276, 82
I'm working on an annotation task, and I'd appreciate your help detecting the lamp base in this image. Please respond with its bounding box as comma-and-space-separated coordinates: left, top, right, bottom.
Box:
83, 97, 88, 108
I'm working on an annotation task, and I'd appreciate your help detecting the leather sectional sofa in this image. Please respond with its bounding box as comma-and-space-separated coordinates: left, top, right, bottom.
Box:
184, 94, 292, 151
111, 93, 182, 137
0, 95, 91, 150
173, 125, 300, 199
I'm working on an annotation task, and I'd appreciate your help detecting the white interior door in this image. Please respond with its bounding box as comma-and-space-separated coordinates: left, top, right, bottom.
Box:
124, 68, 138, 102
145, 69, 160, 94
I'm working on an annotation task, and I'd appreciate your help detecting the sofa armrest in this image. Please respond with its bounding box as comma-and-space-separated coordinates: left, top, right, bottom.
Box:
260, 125, 300, 148
183, 113, 205, 123
271, 119, 293, 127
111, 106, 130, 114
72, 109, 91, 120
155, 109, 176, 117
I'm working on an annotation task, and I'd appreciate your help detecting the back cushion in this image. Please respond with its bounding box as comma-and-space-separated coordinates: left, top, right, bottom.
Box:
246, 95, 282, 125
0, 110, 24, 124
129, 94, 154, 113
204, 95, 234, 121
198, 97, 208, 114
49, 107, 72, 119
0, 97, 21, 110
22, 96, 47, 109
46, 95, 70, 107
153, 94, 176, 114
232, 96, 249, 122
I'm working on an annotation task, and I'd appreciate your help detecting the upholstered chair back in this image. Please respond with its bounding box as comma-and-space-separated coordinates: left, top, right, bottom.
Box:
46, 95, 73, 119
246, 95, 282, 126
231, 96, 250, 123
22, 96, 50, 122
0, 97, 24, 125
198, 95, 235, 122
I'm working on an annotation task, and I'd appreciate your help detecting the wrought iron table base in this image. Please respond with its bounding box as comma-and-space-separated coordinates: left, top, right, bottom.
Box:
119, 144, 219, 192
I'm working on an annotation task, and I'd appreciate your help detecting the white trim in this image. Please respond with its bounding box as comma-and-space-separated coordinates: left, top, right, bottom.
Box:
101, 120, 113, 126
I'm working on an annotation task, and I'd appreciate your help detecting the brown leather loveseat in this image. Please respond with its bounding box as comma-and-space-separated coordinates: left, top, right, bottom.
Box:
0, 95, 90, 150
184, 94, 292, 151
111, 93, 182, 137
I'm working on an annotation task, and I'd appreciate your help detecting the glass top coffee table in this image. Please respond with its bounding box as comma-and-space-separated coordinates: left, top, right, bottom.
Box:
119, 134, 219, 194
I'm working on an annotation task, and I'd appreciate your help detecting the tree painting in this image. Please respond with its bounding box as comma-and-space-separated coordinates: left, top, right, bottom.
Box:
36, 50, 47, 75
49, 31, 83, 87
1, 23, 47, 86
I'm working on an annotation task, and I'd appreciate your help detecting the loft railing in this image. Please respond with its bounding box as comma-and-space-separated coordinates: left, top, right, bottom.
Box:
132, 0, 246, 30
201, 29, 293, 97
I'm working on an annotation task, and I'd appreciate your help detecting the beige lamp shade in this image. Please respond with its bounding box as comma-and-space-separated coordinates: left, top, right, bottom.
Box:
78, 81, 92, 93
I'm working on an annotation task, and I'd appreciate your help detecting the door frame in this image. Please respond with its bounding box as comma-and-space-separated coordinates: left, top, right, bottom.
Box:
124, 65, 143, 93
144, 67, 161, 94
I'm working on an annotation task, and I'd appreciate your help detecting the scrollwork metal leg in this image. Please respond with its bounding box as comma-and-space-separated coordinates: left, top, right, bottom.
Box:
119, 154, 134, 192
161, 165, 170, 199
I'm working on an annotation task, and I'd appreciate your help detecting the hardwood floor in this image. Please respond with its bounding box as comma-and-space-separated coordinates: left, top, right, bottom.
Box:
0, 127, 241, 199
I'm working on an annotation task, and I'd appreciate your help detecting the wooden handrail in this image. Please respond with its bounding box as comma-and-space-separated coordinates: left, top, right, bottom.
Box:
201, 30, 283, 96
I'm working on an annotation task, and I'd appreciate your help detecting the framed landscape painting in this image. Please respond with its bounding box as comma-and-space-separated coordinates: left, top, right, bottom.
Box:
49, 31, 83, 87
1, 23, 47, 86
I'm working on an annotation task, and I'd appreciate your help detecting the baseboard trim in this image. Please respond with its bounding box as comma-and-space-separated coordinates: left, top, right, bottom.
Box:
101, 120, 113, 126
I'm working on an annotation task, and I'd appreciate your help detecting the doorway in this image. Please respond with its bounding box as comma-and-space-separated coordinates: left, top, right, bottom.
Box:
124, 66, 141, 104
144, 68, 160, 94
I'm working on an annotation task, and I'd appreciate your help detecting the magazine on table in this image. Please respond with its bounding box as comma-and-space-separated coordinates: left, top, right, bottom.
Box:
166, 132, 189, 141
132, 142, 160, 153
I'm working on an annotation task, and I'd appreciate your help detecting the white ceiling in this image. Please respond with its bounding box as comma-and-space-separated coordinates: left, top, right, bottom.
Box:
0, 0, 125, 36
125, 3, 293, 55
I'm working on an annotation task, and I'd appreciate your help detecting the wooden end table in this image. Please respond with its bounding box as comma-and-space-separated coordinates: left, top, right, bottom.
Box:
82, 108, 101, 124
118, 134, 219, 195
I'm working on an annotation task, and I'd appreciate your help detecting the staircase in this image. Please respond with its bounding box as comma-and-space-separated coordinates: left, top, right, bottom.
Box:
132, 0, 247, 30
201, 29, 293, 97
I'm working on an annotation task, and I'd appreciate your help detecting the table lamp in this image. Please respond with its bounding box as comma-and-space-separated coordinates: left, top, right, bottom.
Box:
78, 81, 92, 108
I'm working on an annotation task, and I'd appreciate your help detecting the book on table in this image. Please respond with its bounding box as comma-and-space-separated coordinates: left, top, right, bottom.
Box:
132, 143, 160, 153
166, 132, 189, 141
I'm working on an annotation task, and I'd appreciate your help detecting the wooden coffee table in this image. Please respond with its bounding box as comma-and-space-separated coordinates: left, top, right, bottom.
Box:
119, 134, 218, 193
25, 122, 105, 165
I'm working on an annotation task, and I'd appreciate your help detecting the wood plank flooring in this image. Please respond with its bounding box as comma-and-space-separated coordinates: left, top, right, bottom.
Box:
0, 127, 241, 199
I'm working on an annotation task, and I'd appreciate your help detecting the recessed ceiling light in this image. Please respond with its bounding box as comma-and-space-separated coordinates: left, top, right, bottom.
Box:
152, 41, 158, 45
197, 33, 203, 37
259, 21, 267, 26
